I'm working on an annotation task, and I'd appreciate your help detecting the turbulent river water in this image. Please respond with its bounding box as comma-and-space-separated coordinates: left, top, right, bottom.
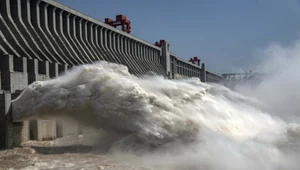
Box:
2, 40, 300, 170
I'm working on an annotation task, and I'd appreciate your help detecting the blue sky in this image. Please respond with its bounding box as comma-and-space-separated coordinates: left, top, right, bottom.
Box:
56, 0, 300, 73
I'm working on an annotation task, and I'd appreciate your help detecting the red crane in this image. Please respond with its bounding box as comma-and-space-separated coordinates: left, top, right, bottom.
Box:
189, 56, 200, 66
105, 15, 131, 33
154, 40, 170, 49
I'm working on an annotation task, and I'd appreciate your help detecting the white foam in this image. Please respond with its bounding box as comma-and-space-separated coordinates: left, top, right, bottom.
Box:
12, 60, 300, 169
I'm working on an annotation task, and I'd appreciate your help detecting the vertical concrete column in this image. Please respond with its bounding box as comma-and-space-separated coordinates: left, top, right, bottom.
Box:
134, 42, 138, 58
172, 57, 177, 78
186, 66, 188, 77
27, 58, 38, 84
140, 44, 144, 60
98, 27, 109, 61
52, 7, 76, 64
161, 41, 171, 78
89, 23, 102, 61
110, 32, 121, 64
115, 34, 129, 67
137, 43, 141, 58
30, 119, 56, 141
150, 48, 154, 62
58, 10, 80, 64
83, 20, 97, 61
1, 55, 28, 93
103, 29, 116, 63
131, 40, 134, 57
94, 25, 105, 61
129, 39, 133, 57
1, 92, 29, 148
147, 47, 151, 61
142, 45, 146, 60
153, 50, 157, 63
126, 39, 132, 59
38, 2, 66, 64
46, 61, 50, 76
180, 64, 182, 75
155, 50, 158, 63
147, 47, 150, 61
143, 46, 147, 61
58, 64, 68, 74
193, 68, 195, 77
50, 63, 59, 78
121, 37, 138, 74
127, 39, 133, 58
37, 60, 49, 76
22, 57, 27, 73
64, 13, 84, 63
151, 49, 154, 62
27, 59, 56, 141
0, 91, 5, 149
0, 54, 13, 92
200, 63, 206, 82
157, 51, 160, 64
35, 61, 50, 78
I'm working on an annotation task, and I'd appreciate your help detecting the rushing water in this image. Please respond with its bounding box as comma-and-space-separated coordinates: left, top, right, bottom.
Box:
3, 40, 300, 170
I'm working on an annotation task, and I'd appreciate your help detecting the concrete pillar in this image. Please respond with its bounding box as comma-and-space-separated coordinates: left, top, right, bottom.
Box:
13, 57, 25, 72
137, 43, 141, 58
27, 59, 56, 141
29, 119, 57, 142
0, 55, 28, 93
0, 91, 6, 149
143, 46, 147, 61
58, 64, 68, 74
0, 54, 14, 92
151, 49, 154, 62
71, 16, 90, 63
171, 56, 177, 79
37, 60, 49, 75
27, 58, 38, 84
142, 44, 146, 60
0, 92, 29, 148
83, 20, 97, 62
30, 119, 56, 141
50, 63, 59, 78
89, 23, 102, 61
161, 41, 171, 78
147, 47, 151, 61
200, 63, 206, 82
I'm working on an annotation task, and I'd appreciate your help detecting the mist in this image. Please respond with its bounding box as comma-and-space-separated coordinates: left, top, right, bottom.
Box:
235, 39, 300, 121
11, 39, 300, 169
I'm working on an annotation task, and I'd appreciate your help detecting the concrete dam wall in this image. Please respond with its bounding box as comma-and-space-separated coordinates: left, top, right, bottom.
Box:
0, 0, 223, 149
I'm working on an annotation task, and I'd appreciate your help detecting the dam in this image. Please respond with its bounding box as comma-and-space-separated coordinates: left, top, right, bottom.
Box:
0, 0, 224, 149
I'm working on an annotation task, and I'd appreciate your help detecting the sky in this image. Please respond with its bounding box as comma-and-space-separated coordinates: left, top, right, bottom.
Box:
56, 0, 300, 73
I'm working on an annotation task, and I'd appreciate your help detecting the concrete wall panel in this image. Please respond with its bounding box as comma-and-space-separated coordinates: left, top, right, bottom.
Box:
30, 119, 56, 141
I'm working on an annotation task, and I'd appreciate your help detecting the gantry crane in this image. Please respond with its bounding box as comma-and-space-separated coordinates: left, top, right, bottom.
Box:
154, 40, 170, 49
189, 56, 201, 66
105, 15, 131, 33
